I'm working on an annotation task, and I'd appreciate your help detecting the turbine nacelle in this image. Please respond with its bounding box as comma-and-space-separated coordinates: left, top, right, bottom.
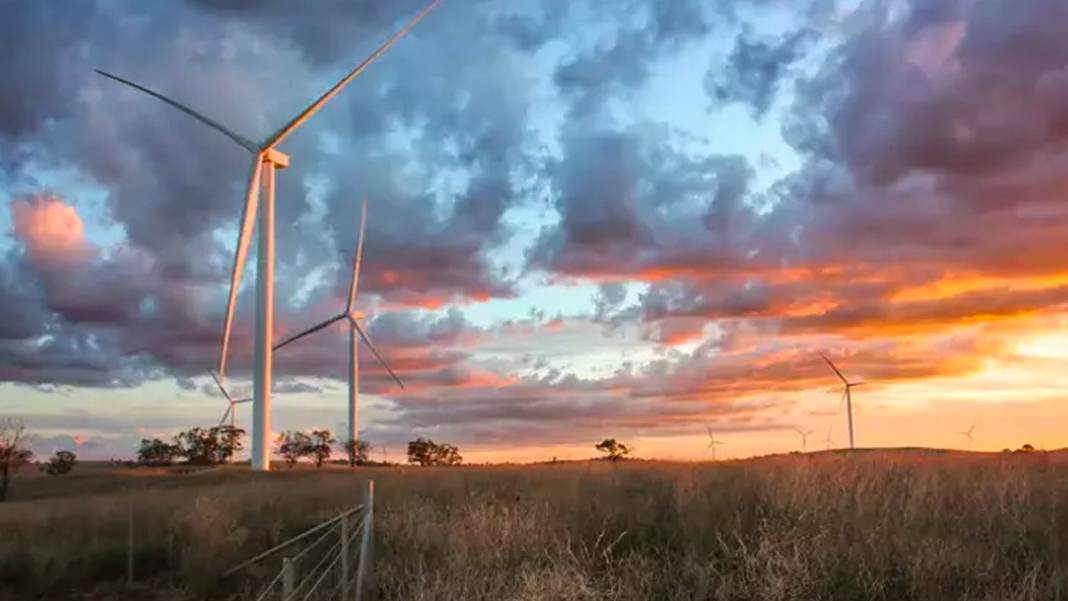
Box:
263, 148, 290, 169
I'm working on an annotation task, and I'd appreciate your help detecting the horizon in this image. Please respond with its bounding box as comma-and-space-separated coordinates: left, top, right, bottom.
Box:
5, 0, 1068, 463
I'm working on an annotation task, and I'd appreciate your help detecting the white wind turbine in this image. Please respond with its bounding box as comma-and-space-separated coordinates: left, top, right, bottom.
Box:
705, 427, 724, 461
209, 370, 252, 428
818, 350, 864, 450
96, 0, 439, 471
959, 424, 976, 450
795, 427, 814, 452
272, 198, 404, 452
824, 427, 836, 451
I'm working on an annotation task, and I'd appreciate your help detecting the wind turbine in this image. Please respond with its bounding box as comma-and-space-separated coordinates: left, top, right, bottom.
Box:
818, 350, 864, 450
824, 427, 836, 451
705, 427, 724, 461
209, 370, 252, 428
96, 1, 440, 471
959, 424, 976, 450
795, 428, 814, 452
272, 198, 404, 452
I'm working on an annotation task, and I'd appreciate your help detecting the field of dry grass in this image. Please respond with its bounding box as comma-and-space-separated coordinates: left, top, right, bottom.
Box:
2, 450, 1068, 600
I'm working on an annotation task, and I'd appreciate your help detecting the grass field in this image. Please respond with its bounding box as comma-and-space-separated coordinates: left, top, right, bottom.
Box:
2, 450, 1068, 600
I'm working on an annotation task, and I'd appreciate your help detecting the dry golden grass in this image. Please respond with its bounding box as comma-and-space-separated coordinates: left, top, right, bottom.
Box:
2, 450, 1068, 600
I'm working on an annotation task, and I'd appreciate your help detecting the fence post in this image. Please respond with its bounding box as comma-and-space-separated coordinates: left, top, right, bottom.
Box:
355, 480, 375, 601
341, 510, 351, 601
126, 501, 134, 586
282, 556, 295, 601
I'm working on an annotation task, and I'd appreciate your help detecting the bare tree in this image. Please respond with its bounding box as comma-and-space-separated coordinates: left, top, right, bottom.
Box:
0, 419, 33, 502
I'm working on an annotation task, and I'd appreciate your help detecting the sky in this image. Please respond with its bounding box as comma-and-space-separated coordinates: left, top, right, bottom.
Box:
4, 0, 1068, 462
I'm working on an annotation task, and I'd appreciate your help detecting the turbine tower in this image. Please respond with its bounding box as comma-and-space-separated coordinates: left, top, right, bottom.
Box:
273, 198, 404, 451
705, 427, 724, 461
96, 1, 440, 471
818, 351, 864, 450
209, 370, 252, 428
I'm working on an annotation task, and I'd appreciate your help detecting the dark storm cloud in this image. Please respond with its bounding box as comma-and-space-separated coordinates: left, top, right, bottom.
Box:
530, 121, 757, 279
554, 0, 710, 117
707, 27, 816, 118
0, 0, 562, 386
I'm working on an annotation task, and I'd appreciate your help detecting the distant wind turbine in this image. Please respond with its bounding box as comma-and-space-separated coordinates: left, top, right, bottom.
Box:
959, 424, 976, 450
795, 428, 815, 452
705, 427, 724, 461
209, 370, 252, 428
818, 351, 864, 450
824, 427, 836, 451
96, 0, 440, 471
273, 198, 403, 453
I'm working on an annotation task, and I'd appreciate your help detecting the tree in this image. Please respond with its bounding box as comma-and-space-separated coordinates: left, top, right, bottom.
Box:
137, 438, 181, 466
595, 438, 630, 461
45, 450, 77, 476
172, 426, 245, 465
343, 439, 372, 467
407, 437, 463, 466
212, 425, 245, 464
277, 431, 312, 468
0, 419, 33, 501
308, 430, 335, 468
435, 442, 463, 466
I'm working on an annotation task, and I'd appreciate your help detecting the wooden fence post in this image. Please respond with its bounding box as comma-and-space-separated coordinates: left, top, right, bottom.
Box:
355, 480, 375, 601
341, 510, 351, 601
282, 556, 295, 600
126, 501, 134, 586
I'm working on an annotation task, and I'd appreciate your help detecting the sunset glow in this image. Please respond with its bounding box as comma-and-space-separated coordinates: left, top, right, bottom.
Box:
2, 0, 1068, 464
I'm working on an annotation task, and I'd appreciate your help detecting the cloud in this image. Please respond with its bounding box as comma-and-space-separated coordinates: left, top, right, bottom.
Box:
10, 196, 90, 269
707, 27, 816, 118
6, 0, 1068, 455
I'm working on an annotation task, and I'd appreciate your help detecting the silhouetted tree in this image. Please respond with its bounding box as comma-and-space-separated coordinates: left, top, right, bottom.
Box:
595, 438, 630, 461
407, 437, 463, 466
44, 450, 77, 476
308, 430, 335, 468
0, 419, 33, 502
277, 431, 312, 468
343, 439, 372, 467
137, 438, 180, 466
212, 425, 245, 464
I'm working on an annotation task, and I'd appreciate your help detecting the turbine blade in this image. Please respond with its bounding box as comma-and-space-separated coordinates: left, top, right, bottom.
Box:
817, 350, 849, 385
262, 0, 441, 149
218, 405, 232, 427
234, 398, 254, 404
219, 156, 263, 380
352, 319, 404, 389
837, 388, 847, 414
346, 196, 368, 313
208, 369, 234, 403
94, 70, 259, 153
273, 314, 347, 351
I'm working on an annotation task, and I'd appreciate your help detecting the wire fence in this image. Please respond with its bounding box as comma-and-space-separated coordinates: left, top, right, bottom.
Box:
218, 480, 376, 601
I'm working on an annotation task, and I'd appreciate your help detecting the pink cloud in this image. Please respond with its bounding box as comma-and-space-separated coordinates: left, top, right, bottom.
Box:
10, 195, 90, 270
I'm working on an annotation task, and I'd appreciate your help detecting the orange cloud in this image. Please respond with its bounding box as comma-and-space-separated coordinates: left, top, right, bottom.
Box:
11, 195, 90, 269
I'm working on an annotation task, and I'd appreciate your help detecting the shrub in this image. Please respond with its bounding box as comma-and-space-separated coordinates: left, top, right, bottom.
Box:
44, 450, 77, 476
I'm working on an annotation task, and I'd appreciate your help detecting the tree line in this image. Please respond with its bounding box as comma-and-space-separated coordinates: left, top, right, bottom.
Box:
136, 427, 465, 468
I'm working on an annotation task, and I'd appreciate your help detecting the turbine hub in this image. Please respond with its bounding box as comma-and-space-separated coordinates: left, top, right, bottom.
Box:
263, 148, 290, 169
